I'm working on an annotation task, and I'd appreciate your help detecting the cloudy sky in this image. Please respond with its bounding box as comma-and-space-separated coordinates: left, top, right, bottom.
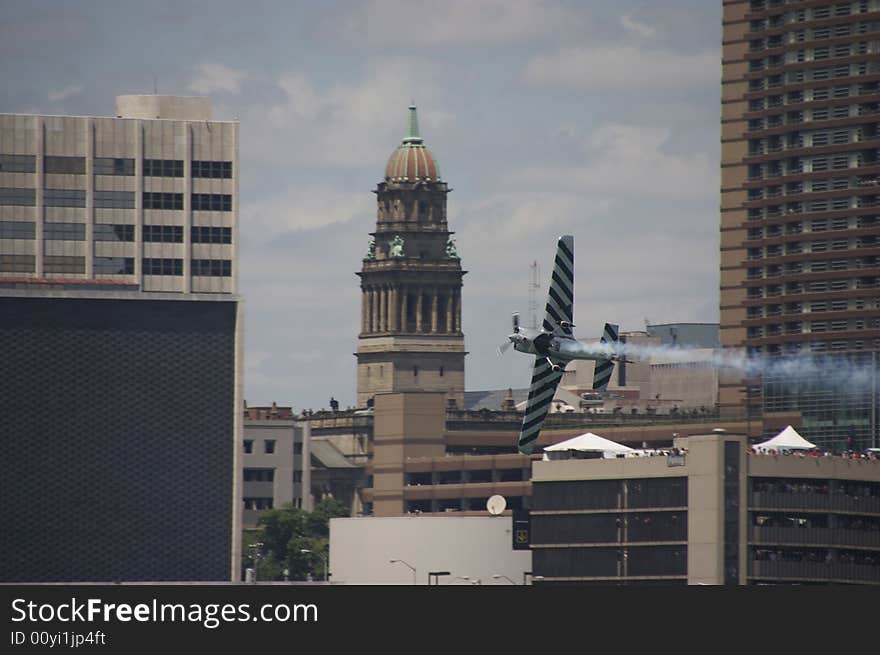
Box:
2, 0, 722, 412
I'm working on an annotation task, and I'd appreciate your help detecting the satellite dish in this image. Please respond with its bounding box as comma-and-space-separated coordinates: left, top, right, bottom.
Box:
486, 495, 506, 516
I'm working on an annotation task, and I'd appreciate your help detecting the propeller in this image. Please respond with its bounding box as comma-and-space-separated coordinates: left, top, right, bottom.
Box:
498, 312, 520, 355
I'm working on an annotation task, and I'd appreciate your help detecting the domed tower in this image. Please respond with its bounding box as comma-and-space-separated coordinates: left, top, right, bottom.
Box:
355, 105, 466, 408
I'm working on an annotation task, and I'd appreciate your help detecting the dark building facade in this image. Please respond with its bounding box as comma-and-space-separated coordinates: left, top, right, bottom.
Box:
0, 292, 239, 582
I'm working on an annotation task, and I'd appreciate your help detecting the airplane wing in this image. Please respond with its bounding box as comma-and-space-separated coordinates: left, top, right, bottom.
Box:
541, 234, 574, 337
518, 355, 566, 454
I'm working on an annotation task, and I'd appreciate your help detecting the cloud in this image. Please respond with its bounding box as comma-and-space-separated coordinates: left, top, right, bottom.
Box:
211, 56, 454, 170
48, 84, 84, 102
505, 123, 717, 203
321, 0, 590, 48
523, 44, 719, 91
621, 14, 656, 39
241, 186, 373, 242
189, 63, 246, 95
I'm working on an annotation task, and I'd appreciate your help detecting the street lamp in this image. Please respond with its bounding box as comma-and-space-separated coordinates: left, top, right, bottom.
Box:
248, 542, 264, 583
492, 574, 517, 585
389, 558, 416, 585
301, 549, 328, 582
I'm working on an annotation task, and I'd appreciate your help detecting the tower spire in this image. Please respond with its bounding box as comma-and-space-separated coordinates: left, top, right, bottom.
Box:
403, 104, 422, 144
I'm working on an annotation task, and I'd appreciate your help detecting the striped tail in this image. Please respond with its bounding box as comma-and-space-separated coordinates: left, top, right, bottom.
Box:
592, 323, 619, 391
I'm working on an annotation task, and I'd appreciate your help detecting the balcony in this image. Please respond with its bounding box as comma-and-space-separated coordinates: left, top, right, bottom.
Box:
750, 560, 880, 584
751, 491, 880, 514
750, 525, 880, 549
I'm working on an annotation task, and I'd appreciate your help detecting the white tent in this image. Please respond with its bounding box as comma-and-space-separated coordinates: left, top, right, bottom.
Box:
543, 432, 635, 460
753, 425, 817, 452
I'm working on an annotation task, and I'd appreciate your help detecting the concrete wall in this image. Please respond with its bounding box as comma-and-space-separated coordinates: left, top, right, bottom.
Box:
329, 515, 532, 585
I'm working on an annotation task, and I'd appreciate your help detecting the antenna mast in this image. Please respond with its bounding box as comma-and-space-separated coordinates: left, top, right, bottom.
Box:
528, 260, 540, 330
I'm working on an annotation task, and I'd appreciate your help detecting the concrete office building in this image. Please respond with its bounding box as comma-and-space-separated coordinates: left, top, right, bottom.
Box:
243, 408, 310, 526
721, 1, 880, 448
0, 96, 242, 582
531, 431, 880, 585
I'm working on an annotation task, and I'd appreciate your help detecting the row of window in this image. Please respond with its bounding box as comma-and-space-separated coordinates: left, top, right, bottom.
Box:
0, 255, 231, 276
0, 188, 233, 210
750, 41, 879, 72
0, 220, 232, 243
747, 82, 880, 111
749, 319, 880, 337
749, 2, 873, 31
750, 20, 880, 51
0, 155, 233, 178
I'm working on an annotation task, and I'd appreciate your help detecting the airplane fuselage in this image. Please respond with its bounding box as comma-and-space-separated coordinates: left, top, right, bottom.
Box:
509, 330, 611, 362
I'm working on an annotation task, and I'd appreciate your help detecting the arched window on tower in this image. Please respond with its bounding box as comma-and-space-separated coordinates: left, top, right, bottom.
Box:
440, 366, 444, 377
413, 365, 419, 378
418, 203, 428, 222
437, 294, 447, 332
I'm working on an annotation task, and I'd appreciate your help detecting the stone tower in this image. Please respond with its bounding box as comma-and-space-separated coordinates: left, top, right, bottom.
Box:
356, 105, 466, 408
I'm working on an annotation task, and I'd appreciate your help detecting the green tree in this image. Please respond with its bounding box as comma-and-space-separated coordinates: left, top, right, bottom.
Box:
243, 499, 349, 581
305, 497, 349, 538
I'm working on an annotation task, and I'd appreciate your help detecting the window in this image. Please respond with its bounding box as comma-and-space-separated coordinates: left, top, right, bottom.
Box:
93, 257, 134, 275
192, 160, 232, 178
264, 439, 276, 454
439, 366, 444, 377
143, 224, 183, 243
0, 221, 35, 239
44, 156, 85, 175
0, 154, 35, 173
413, 365, 419, 377
0, 254, 34, 272
243, 468, 274, 482
44, 188, 85, 207
191, 259, 232, 277
143, 192, 183, 210
94, 190, 135, 209
191, 226, 232, 244
143, 159, 183, 177
93, 224, 134, 242
191, 193, 231, 211
142, 258, 183, 276
294, 443, 303, 455
44, 255, 84, 274
44, 222, 85, 240
93, 157, 134, 176
0, 188, 35, 206
243, 498, 274, 511
243, 440, 254, 454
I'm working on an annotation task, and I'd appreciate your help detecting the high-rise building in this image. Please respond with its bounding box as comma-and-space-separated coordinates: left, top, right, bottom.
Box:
355, 105, 465, 409
0, 96, 242, 581
721, 1, 880, 448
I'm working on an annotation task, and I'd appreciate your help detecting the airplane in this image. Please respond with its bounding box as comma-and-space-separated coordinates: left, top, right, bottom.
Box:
499, 235, 627, 455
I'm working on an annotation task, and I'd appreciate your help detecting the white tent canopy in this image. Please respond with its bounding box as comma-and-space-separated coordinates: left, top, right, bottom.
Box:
753, 425, 817, 452
543, 432, 635, 460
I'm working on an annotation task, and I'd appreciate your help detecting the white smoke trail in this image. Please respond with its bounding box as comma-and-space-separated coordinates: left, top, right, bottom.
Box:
587, 340, 877, 387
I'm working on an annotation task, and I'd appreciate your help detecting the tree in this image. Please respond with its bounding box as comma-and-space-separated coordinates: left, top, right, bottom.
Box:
243, 500, 350, 581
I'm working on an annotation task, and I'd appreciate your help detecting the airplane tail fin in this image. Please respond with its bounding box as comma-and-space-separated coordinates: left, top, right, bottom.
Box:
592, 323, 619, 391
